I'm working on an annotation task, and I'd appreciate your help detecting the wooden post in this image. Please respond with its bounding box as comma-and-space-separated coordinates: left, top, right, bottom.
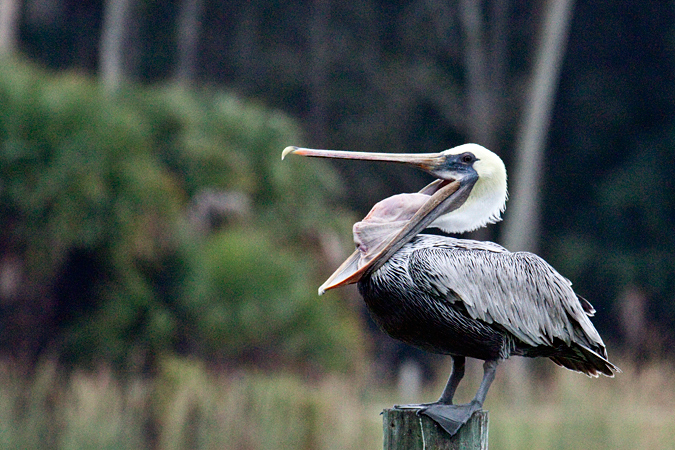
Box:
382, 409, 488, 450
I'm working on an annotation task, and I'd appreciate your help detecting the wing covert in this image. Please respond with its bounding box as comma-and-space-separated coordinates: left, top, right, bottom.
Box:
407, 235, 605, 352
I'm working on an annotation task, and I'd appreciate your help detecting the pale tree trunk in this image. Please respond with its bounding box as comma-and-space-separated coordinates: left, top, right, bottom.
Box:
174, 0, 204, 85
488, 0, 509, 128
499, 0, 575, 406
459, 0, 509, 241
459, 0, 495, 150
0, 0, 20, 55
100, 0, 133, 92
501, 0, 575, 253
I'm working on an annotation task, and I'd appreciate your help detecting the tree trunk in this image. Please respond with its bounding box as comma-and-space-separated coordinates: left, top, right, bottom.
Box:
500, 0, 575, 253
459, 0, 495, 150
0, 0, 20, 55
174, 0, 205, 84
497, 0, 575, 407
459, 0, 509, 242
233, 1, 257, 93
100, 0, 134, 92
487, 0, 509, 129
307, 0, 330, 146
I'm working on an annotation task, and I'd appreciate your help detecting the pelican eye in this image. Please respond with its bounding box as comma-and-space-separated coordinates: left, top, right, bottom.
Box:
460, 153, 476, 164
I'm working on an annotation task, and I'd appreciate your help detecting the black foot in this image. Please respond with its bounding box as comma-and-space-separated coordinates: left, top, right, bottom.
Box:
418, 401, 481, 436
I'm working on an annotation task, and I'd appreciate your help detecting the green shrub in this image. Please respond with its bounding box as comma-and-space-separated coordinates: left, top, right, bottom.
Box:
0, 58, 357, 372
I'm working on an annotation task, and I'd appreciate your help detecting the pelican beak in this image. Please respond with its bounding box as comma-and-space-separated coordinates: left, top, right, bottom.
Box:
317, 177, 476, 294
282, 146, 478, 295
282, 146, 447, 175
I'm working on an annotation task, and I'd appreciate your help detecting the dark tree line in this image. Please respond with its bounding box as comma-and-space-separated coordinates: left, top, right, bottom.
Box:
3, 0, 675, 358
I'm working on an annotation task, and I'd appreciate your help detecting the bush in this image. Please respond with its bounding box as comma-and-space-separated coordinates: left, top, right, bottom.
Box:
0, 58, 359, 372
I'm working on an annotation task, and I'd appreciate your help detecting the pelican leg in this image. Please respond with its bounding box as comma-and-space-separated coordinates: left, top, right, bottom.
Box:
420, 359, 499, 436
394, 356, 466, 410
438, 356, 466, 404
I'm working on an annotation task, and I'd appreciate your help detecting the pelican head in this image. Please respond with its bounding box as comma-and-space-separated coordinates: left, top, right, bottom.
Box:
282, 143, 508, 292
429, 144, 507, 233
283, 143, 507, 233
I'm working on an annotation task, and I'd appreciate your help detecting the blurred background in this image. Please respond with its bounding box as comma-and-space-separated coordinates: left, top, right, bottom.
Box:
1, 0, 674, 449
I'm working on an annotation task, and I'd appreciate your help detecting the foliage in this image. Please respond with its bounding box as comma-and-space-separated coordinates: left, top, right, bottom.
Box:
180, 226, 361, 370
0, 58, 358, 371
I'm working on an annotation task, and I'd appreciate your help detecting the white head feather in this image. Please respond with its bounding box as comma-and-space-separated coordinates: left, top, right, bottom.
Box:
430, 144, 508, 234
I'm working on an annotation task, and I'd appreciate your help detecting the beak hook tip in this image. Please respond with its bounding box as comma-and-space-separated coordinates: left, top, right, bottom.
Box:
282, 146, 298, 160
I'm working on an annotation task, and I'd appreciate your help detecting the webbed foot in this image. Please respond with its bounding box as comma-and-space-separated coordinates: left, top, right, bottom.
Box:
418, 400, 481, 436
393, 358, 497, 436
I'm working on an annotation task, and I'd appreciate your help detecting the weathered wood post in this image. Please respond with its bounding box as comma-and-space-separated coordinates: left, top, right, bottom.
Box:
382, 409, 488, 449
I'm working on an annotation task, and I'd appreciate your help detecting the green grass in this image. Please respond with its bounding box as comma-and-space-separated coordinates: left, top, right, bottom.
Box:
0, 356, 673, 449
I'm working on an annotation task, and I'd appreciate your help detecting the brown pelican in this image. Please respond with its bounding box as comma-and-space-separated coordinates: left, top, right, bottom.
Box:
282, 144, 619, 436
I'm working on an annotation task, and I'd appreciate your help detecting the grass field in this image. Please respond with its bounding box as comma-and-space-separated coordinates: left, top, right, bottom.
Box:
1, 355, 673, 449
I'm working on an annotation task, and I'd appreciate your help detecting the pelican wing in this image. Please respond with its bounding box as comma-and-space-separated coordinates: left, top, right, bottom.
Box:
407, 235, 606, 354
